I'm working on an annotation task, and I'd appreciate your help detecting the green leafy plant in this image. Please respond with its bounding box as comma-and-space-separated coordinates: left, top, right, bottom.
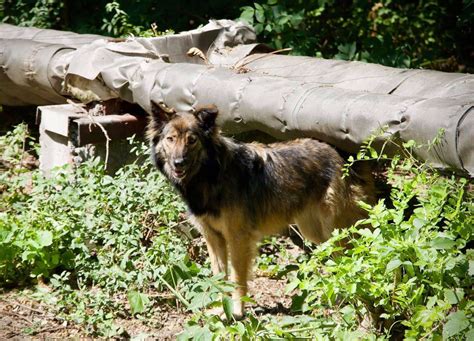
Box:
240, 0, 472, 70
289, 133, 473, 339
0, 128, 230, 335
1, 0, 63, 28
101, 1, 144, 37
179, 131, 472, 339
0, 123, 34, 171
101, 1, 174, 37
2, 124, 472, 338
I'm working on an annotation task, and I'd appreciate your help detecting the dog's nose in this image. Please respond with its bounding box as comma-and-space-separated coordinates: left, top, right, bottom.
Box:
173, 158, 185, 168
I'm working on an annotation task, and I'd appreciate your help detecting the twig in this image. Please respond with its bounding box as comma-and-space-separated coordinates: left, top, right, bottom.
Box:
150, 23, 158, 37
2, 310, 34, 324
86, 115, 111, 168
234, 48, 293, 70
186, 47, 209, 65
4, 299, 46, 315
139, 248, 191, 308
15, 126, 28, 170
289, 224, 314, 252
67, 100, 111, 168
35, 325, 68, 334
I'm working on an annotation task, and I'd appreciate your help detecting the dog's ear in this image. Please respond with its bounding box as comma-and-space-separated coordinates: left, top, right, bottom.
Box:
151, 101, 176, 122
194, 106, 218, 132
147, 102, 176, 139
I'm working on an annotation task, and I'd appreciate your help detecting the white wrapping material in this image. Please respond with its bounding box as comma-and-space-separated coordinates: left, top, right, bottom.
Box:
0, 21, 472, 175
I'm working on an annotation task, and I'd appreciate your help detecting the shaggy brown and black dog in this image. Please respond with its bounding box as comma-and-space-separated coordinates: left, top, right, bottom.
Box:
147, 104, 375, 318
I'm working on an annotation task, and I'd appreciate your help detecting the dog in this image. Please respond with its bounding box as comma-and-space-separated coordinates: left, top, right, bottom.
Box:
147, 104, 376, 318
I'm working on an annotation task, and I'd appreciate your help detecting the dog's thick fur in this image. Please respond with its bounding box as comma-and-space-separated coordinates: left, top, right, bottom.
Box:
147, 104, 375, 318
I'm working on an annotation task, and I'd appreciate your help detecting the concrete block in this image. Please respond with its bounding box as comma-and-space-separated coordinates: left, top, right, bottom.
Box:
37, 104, 147, 174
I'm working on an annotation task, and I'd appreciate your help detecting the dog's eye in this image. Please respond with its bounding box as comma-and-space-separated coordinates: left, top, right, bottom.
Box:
166, 136, 175, 142
187, 136, 197, 145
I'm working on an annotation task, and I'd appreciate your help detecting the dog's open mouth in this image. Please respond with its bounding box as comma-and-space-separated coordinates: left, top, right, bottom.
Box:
172, 168, 187, 179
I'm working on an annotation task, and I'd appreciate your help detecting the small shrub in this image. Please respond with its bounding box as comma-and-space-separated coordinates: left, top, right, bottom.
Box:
288, 136, 473, 339
180, 133, 473, 340
0, 128, 228, 335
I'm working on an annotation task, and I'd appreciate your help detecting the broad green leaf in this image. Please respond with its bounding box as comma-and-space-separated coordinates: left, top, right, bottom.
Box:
403, 261, 415, 277
386, 259, 402, 273
285, 279, 300, 294
443, 311, 469, 339
356, 228, 372, 238
290, 294, 306, 312
413, 218, 426, 229
178, 325, 213, 341
127, 290, 150, 315
255, 8, 265, 24
466, 329, 474, 341
240, 296, 256, 304
348, 283, 357, 294
222, 296, 234, 321
188, 292, 211, 311
240, 7, 255, 24
194, 326, 213, 341
369, 147, 378, 158
403, 140, 416, 148
340, 305, 356, 324
443, 288, 465, 305
37, 230, 53, 247
431, 237, 456, 250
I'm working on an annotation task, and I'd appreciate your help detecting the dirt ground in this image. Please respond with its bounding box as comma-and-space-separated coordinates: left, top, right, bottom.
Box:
0, 290, 81, 339
0, 275, 292, 339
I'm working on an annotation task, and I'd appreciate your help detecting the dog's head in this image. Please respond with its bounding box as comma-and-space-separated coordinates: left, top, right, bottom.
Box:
147, 103, 219, 184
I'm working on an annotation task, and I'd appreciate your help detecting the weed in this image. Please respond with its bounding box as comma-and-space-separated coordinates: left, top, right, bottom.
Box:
0, 128, 227, 335
180, 131, 473, 340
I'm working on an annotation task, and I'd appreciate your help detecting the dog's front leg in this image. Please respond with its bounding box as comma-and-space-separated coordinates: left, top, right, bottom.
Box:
227, 232, 256, 319
201, 225, 228, 276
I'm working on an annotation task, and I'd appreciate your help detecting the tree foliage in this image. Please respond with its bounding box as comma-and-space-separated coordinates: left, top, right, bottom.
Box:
239, 0, 474, 70
1, 0, 250, 34
1, 0, 472, 70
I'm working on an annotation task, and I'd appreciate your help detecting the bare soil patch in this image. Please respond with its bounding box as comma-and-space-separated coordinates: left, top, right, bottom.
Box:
1, 273, 294, 339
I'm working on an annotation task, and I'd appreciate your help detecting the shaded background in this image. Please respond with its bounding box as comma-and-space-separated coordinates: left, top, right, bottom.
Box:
1, 0, 473, 72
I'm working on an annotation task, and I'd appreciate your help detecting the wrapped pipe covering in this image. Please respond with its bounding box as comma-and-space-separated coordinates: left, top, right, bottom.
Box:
0, 39, 74, 105
0, 23, 106, 105
239, 54, 474, 102
130, 62, 473, 175
0, 22, 472, 175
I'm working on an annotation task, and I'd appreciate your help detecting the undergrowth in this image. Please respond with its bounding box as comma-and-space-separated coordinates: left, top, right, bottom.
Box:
0, 126, 230, 336
1, 124, 473, 339
179, 131, 473, 340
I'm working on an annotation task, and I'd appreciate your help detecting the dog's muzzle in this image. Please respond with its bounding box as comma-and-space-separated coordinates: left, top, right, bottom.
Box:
171, 158, 188, 179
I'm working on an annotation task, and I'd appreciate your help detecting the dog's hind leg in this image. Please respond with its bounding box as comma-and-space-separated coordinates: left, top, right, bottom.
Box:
201, 225, 228, 276
295, 205, 335, 244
